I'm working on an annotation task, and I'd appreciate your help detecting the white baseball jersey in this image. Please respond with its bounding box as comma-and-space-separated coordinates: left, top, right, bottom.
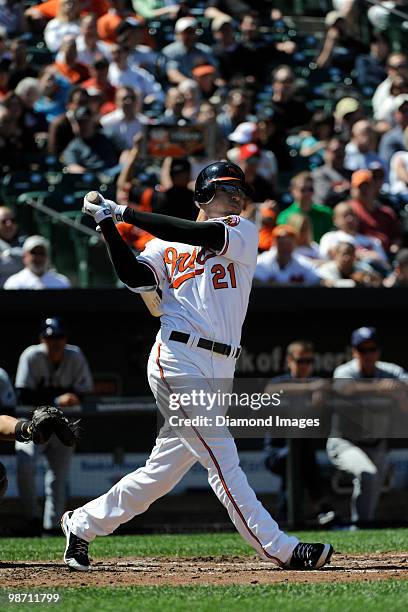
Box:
127, 216, 258, 346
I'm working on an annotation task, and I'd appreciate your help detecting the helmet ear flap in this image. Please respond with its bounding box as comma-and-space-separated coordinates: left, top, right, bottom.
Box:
195, 181, 216, 205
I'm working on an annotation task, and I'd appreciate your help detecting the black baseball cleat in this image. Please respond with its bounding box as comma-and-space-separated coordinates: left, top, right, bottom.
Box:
61, 511, 90, 571
284, 542, 333, 570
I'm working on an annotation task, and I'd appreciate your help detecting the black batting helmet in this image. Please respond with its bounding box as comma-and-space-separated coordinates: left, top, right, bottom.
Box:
194, 161, 253, 205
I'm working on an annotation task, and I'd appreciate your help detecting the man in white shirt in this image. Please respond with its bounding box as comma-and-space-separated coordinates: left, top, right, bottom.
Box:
100, 86, 146, 150
255, 225, 322, 286
3, 236, 71, 290
108, 45, 164, 106
76, 15, 111, 66
372, 53, 408, 120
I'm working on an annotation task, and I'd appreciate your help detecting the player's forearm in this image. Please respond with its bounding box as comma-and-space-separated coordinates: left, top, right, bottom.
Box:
122, 208, 225, 251
99, 217, 157, 288
0, 415, 18, 441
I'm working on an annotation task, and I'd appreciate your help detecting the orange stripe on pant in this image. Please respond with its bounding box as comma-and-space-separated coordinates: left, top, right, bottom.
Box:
156, 342, 283, 566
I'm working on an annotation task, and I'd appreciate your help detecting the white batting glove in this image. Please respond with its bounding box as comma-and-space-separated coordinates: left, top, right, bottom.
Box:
83, 193, 126, 225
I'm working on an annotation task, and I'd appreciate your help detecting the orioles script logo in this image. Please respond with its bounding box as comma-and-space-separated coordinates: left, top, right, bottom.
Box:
163, 247, 217, 289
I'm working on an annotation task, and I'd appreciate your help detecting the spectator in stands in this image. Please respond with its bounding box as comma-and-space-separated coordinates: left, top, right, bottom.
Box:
0, 106, 24, 171
211, 15, 241, 82
2, 92, 38, 153
320, 202, 388, 268
384, 248, 408, 287
277, 172, 333, 242
327, 326, 408, 525
25, 0, 109, 25
44, 0, 81, 53
15, 316, 93, 534
108, 44, 164, 106
34, 65, 71, 123
379, 95, 408, 170
117, 151, 196, 252
316, 10, 367, 72
254, 106, 292, 173
0, 0, 25, 37
349, 169, 401, 252
76, 14, 111, 66
131, 0, 180, 21
312, 138, 352, 207
271, 65, 313, 134
374, 77, 408, 126
0, 205, 25, 286
333, 97, 365, 140
389, 127, 408, 201
217, 88, 250, 139
48, 86, 90, 157
234, 12, 295, 81
61, 105, 120, 174
264, 340, 336, 525
228, 122, 278, 190
81, 56, 117, 116
53, 35, 90, 85
0, 205, 25, 251
4, 236, 70, 289
355, 32, 389, 92
236, 143, 276, 201
344, 120, 385, 172
162, 16, 217, 85
97, 0, 139, 45
191, 64, 218, 101
176, 78, 200, 121
300, 111, 335, 167
115, 17, 159, 76
162, 86, 185, 125
319, 242, 381, 287
8, 39, 38, 90
286, 214, 323, 263
255, 225, 322, 286
14, 78, 49, 136
372, 52, 408, 120
100, 86, 146, 151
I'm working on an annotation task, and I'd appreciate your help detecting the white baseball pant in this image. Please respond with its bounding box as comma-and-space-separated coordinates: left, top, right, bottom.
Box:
70, 332, 298, 565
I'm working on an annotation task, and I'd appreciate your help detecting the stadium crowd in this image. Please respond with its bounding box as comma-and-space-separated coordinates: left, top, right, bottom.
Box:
0, 0, 408, 288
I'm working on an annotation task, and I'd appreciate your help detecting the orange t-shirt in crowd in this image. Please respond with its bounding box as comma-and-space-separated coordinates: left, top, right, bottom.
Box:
97, 11, 136, 44
31, 0, 109, 19
54, 61, 90, 84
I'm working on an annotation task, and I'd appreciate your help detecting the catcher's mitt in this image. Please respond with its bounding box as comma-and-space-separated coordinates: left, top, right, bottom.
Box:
15, 406, 81, 446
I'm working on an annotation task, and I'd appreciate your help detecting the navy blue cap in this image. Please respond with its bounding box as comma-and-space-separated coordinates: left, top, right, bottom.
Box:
39, 317, 66, 338
351, 326, 378, 348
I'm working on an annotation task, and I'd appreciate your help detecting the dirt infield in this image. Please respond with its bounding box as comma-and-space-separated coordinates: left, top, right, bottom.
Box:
1, 553, 408, 587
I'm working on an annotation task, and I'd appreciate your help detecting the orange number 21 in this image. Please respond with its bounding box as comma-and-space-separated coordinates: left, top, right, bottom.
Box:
211, 263, 237, 289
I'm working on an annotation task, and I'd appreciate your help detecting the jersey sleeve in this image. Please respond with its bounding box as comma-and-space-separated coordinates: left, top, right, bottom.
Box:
126, 238, 165, 294
213, 216, 258, 265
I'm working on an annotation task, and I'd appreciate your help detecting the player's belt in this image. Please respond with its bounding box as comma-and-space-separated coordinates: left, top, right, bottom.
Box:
169, 331, 242, 359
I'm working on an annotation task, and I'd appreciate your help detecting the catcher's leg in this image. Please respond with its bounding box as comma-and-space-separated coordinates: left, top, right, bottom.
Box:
43, 435, 75, 530
70, 432, 196, 541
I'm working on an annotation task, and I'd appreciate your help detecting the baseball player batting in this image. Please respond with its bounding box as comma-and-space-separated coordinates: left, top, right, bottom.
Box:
61, 161, 333, 571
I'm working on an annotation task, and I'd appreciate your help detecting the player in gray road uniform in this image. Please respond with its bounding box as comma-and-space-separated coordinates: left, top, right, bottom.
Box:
327, 327, 408, 524
15, 317, 93, 533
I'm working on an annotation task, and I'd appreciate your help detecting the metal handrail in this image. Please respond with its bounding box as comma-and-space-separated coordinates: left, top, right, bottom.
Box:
21, 195, 101, 240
